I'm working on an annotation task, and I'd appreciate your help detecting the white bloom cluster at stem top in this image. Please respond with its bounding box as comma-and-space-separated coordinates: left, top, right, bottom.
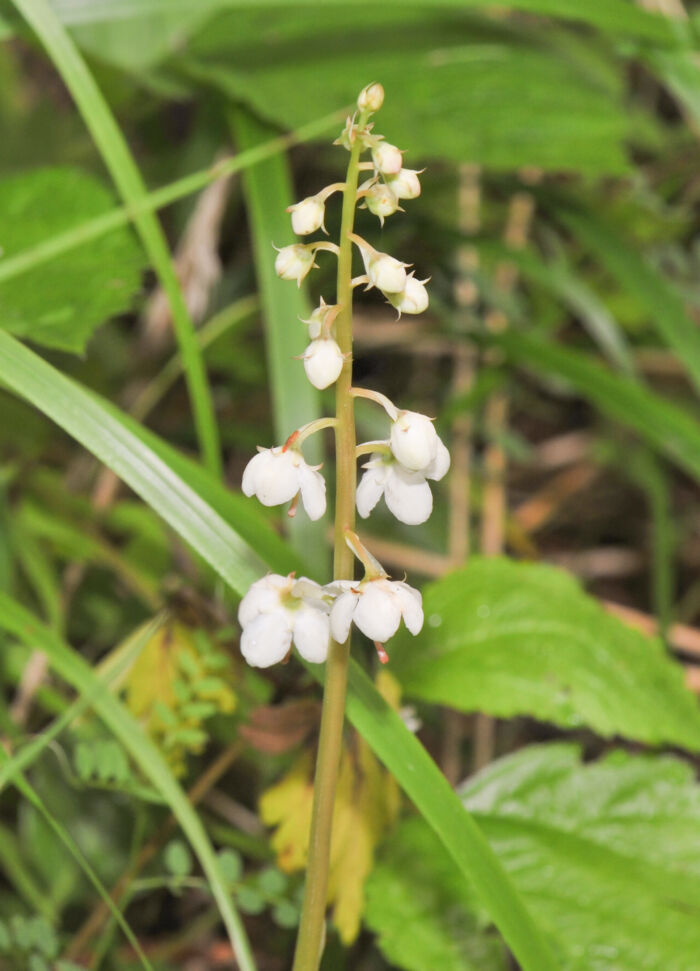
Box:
239, 83, 449, 669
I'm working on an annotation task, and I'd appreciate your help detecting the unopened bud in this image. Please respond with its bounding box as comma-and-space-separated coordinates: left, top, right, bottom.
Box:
390, 411, 438, 471
372, 142, 403, 176
390, 167, 422, 200
368, 252, 407, 294
303, 338, 344, 389
387, 274, 429, 315
365, 182, 400, 224
288, 195, 325, 236
357, 82, 384, 114
274, 244, 316, 286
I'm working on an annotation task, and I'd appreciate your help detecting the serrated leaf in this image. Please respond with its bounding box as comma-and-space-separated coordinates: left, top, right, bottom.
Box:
461, 744, 700, 970
391, 558, 700, 749
0, 167, 144, 352
366, 817, 507, 971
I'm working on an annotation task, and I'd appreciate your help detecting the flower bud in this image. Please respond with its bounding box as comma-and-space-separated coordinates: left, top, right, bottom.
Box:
365, 182, 400, 224
357, 82, 384, 113
288, 195, 325, 236
387, 273, 429, 315
368, 252, 407, 294
390, 411, 438, 471
372, 142, 403, 176
303, 338, 344, 390
389, 167, 422, 200
274, 244, 316, 286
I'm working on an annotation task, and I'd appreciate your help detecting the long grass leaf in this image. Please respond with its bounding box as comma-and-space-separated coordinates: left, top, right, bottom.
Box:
0, 595, 257, 971
0, 748, 154, 970
11, 0, 222, 476
500, 331, 700, 482
0, 331, 556, 971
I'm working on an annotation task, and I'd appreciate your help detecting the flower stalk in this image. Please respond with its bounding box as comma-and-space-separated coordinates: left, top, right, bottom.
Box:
291, 104, 368, 971
238, 82, 442, 968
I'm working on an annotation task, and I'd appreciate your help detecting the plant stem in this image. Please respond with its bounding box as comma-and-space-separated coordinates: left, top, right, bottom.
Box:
292, 116, 366, 971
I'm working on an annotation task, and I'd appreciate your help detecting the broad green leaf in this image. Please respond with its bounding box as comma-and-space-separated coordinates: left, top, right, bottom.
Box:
0, 330, 557, 971
556, 205, 700, 394
365, 817, 507, 971
391, 558, 700, 749
463, 744, 700, 969
0, 594, 256, 971
231, 108, 328, 580
45, 0, 681, 44
499, 331, 700, 482
184, 9, 635, 174
371, 744, 700, 971
0, 168, 144, 352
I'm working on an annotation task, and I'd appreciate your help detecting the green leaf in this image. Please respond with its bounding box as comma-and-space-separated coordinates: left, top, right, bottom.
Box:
365, 817, 507, 970
556, 205, 700, 395
0, 168, 144, 352
12, 0, 221, 474
391, 557, 700, 749
462, 744, 700, 969
185, 9, 636, 174
0, 331, 557, 971
164, 839, 193, 878
499, 331, 700, 482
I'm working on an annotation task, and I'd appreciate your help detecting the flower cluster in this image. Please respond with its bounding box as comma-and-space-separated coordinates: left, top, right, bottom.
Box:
239, 83, 449, 668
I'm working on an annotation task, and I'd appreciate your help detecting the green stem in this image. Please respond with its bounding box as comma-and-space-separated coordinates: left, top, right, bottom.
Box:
292, 116, 367, 971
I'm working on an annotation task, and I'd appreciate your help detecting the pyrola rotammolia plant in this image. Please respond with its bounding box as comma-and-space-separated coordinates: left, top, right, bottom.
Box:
238, 83, 449, 969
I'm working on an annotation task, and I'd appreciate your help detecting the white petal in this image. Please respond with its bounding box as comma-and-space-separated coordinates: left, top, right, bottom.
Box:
390, 412, 438, 471
240, 611, 292, 668
297, 463, 326, 521
424, 438, 450, 481
384, 465, 433, 525
393, 582, 424, 635
237, 574, 287, 627
356, 462, 388, 518
353, 582, 401, 642
241, 450, 270, 497
330, 592, 359, 643
293, 606, 330, 663
253, 449, 300, 506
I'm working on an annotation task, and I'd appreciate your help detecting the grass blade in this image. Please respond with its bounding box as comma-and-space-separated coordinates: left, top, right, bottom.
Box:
500, 330, 700, 482
11, 0, 222, 476
0, 331, 556, 970
0, 747, 154, 970
0, 595, 257, 971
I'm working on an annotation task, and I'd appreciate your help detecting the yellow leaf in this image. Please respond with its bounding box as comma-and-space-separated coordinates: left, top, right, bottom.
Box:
260, 673, 401, 943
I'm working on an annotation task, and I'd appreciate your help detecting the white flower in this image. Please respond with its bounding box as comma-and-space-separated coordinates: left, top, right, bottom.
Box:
356, 446, 450, 525
389, 168, 422, 200
372, 142, 403, 176
288, 195, 326, 236
390, 410, 445, 472
387, 273, 429, 315
357, 82, 384, 113
365, 182, 400, 225
303, 338, 344, 390
329, 577, 423, 645
242, 446, 326, 520
238, 574, 331, 667
274, 244, 316, 285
